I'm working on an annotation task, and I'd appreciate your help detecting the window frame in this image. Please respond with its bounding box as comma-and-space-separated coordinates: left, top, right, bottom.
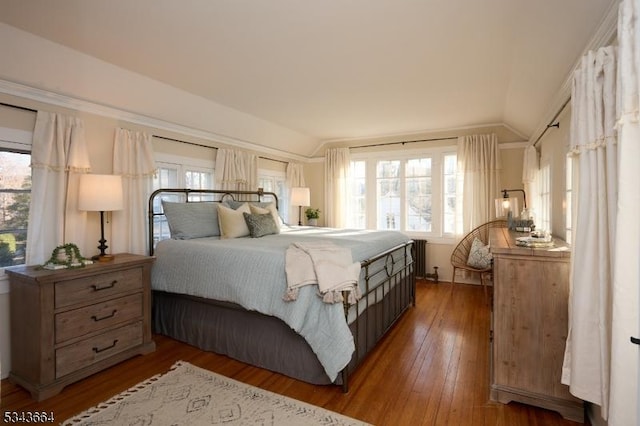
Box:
349, 146, 457, 242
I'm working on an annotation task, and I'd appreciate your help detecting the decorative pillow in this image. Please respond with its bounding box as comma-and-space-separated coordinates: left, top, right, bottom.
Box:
466, 237, 492, 269
161, 200, 220, 239
217, 203, 251, 239
249, 203, 283, 230
243, 212, 279, 238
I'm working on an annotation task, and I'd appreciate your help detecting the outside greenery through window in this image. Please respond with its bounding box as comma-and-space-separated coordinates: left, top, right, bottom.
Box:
0, 151, 31, 267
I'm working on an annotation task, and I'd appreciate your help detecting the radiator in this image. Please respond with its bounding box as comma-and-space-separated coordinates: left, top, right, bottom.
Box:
413, 239, 427, 278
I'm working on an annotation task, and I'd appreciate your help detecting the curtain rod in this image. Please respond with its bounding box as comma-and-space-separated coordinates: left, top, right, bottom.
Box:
153, 134, 288, 164
0, 102, 37, 113
533, 97, 571, 147
350, 136, 458, 149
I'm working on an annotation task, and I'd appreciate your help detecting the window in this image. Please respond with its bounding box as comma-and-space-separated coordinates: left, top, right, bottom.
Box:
0, 150, 31, 267
152, 156, 215, 241
258, 170, 288, 222
377, 160, 401, 230
348, 150, 456, 239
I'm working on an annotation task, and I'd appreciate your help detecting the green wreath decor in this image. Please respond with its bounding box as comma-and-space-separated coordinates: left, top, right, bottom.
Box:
43, 243, 91, 269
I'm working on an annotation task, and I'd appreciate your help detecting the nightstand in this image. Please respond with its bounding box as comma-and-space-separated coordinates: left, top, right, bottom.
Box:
6, 253, 156, 401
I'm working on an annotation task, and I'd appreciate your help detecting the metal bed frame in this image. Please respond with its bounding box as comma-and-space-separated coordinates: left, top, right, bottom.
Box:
148, 188, 416, 391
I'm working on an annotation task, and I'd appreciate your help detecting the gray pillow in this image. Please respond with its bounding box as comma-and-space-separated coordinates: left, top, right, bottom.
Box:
162, 200, 220, 239
242, 212, 279, 238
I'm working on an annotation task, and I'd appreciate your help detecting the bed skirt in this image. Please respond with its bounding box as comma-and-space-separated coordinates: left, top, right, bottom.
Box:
152, 268, 415, 388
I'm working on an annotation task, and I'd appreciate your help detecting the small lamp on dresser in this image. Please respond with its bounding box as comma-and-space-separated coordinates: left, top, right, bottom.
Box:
78, 174, 124, 261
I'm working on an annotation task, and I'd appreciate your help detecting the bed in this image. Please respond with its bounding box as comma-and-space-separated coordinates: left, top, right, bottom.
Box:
148, 188, 416, 391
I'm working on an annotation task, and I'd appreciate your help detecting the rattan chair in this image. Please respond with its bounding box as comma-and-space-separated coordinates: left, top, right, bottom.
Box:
450, 219, 507, 299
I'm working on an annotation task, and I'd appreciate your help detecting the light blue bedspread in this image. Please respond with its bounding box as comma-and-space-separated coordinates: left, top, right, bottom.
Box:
151, 226, 410, 381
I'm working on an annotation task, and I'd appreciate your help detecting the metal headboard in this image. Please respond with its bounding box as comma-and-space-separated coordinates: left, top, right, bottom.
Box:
148, 188, 279, 255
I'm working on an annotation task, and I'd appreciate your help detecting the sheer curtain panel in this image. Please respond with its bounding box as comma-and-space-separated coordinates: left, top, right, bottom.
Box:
456, 133, 501, 234
112, 128, 156, 255
324, 148, 350, 228
561, 45, 618, 420
26, 111, 90, 265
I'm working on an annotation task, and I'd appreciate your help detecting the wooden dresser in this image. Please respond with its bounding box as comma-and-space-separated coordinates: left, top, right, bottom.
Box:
6, 253, 155, 401
489, 228, 584, 422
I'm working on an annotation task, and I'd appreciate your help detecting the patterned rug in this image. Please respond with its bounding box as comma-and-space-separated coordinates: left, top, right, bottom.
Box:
63, 361, 370, 425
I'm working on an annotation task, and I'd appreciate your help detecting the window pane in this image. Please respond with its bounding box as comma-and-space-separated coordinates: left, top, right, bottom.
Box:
0, 151, 31, 266
377, 160, 400, 230
405, 158, 431, 232
348, 160, 366, 228
154, 166, 179, 188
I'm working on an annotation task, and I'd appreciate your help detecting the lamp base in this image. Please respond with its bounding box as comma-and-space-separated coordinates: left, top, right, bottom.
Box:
92, 254, 115, 262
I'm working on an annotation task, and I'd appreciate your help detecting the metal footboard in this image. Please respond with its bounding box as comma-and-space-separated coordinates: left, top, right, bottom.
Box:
340, 240, 416, 392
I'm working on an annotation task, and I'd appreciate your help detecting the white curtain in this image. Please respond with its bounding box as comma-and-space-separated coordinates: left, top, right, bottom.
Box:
456, 133, 501, 234
522, 144, 539, 220
112, 128, 156, 255
214, 148, 258, 193
286, 162, 306, 223
561, 46, 618, 419
324, 148, 350, 228
26, 111, 91, 265
610, 1, 640, 423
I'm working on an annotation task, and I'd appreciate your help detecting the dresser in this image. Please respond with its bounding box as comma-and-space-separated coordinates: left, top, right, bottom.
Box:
489, 228, 584, 422
6, 253, 155, 401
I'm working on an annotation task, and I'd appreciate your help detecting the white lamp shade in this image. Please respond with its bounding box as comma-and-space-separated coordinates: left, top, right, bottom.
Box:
78, 174, 124, 211
290, 187, 310, 206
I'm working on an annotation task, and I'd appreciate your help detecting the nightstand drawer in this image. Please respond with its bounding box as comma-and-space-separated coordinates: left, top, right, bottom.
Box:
55, 293, 143, 343
55, 321, 143, 378
55, 267, 143, 308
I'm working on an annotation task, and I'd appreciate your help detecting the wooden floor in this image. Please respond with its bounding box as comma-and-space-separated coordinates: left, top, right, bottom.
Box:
1, 281, 586, 425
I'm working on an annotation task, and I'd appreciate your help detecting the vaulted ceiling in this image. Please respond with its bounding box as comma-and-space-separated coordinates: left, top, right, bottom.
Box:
0, 0, 617, 153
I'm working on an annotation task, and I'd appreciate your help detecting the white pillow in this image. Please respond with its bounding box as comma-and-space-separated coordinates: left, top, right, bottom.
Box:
218, 203, 251, 239
249, 203, 283, 230
466, 237, 492, 269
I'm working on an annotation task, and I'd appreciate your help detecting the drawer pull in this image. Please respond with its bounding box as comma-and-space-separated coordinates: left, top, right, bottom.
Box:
91, 310, 117, 322
93, 339, 118, 354
91, 280, 117, 291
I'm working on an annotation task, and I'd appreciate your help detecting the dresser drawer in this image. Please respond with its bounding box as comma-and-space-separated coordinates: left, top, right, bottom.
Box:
54, 268, 143, 308
55, 293, 143, 344
55, 321, 143, 379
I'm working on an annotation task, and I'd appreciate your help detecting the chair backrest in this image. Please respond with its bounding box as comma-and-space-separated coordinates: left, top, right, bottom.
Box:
450, 219, 507, 268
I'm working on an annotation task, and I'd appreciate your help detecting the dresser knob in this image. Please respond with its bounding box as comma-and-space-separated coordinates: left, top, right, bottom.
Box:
632, 336, 640, 345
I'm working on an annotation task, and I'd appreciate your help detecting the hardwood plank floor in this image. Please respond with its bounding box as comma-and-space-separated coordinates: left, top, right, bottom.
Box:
1, 280, 587, 425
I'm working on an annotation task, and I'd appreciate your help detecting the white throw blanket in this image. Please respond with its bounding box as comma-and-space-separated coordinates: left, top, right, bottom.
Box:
284, 241, 362, 304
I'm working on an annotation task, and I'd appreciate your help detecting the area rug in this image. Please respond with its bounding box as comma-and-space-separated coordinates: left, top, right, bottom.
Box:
63, 361, 371, 425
